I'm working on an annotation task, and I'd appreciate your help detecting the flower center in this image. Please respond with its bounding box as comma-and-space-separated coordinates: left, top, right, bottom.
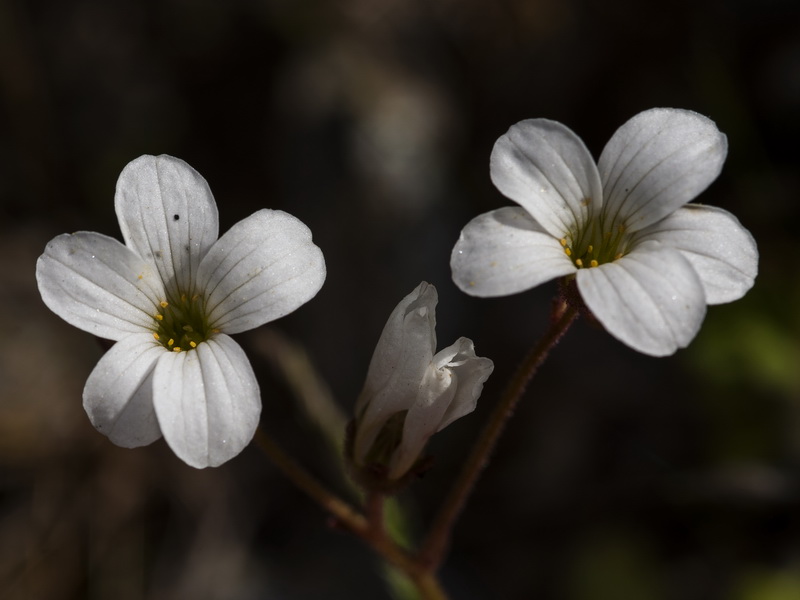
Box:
560, 209, 633, 269
152, 294, 216, 352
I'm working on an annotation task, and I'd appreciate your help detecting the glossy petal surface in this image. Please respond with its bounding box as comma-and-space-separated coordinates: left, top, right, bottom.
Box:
199, 209, 326, 334
491, 119, 603, 238
83, 333, 163, 447
635, 204, 758, 304
451, 207, 576, 297
354, 283, 437, 465
390, 337, 494, 478
37, 232, 164, 340
153, 334, 261, 468
116, 155, 219, 297
599, 108, 727, 232
577, 241, 707, 356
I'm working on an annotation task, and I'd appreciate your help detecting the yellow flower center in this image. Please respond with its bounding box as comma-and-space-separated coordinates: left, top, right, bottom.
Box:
560, 200, 633, 269
152, 294, 217, 352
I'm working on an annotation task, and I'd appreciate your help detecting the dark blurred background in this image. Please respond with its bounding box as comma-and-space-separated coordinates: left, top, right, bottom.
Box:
1, 0, 799, 598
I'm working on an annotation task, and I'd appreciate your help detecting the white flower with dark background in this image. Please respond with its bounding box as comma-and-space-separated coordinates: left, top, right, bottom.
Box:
36, 155, 326, 467
451, 108, 758, 356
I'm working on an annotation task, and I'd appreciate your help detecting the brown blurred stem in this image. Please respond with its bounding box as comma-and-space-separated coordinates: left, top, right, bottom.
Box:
253, 428, 449, 599
418, 301, 579, 570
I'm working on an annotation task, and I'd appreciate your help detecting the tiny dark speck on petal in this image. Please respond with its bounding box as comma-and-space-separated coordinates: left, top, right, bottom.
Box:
155, 250, 162, 258
173, 214, 180, 221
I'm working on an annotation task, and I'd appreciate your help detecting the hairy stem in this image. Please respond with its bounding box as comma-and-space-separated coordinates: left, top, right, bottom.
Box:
418, 302, 579, 570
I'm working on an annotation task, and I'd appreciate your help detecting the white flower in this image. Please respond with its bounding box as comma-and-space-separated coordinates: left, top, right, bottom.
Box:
36, 155, 326, 467
352, 282, 494, 482
451, 108, 758, 356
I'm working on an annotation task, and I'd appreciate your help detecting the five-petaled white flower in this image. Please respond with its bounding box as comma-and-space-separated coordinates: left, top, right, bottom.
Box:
352, 282, 494, 484
451, 108, 758, 356
36, 155, 326, 468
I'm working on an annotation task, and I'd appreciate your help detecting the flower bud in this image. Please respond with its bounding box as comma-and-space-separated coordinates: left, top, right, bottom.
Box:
349, 282, 493, 490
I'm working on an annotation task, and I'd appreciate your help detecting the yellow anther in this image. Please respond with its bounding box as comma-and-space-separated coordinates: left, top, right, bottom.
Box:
153, 332, 160, 340
190, 341, 197, 348
160, 301, 169, 308
168, 338, 174, 347
192, 294, 200, 301
173, 347, 182, 353
614, 252, 624, 260
565, 247, 572, 256
560, 238, 568, 247
587, 245, 594, 254
575, 258, 583, 267
137, 274, 143, 280
154, 314, 164, 321
590, 259, 599, 268
182, 325, 194, 332
211, 328, 221, 334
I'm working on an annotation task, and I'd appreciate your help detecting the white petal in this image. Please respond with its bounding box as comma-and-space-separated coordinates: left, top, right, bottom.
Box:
389, 363, 457, 479
490, 119, 603, 238
198, 209, 326, 334
450, 207, 577, 297
389, 337, 493, 479
353, 282, 437, 465
577, 241, 707, 356
115, 155, 219, 297
598, 108, 727, 232
152, 335, 261, 468
36, 232, 165, 340
82, 333, 163, 447
634, 204, 758, 304
357, 282, 437, 411
435, 337, 494, 430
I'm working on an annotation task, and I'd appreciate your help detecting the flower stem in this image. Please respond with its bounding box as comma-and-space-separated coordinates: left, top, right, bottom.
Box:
253, 428, 449, 599
417, 301, 579, 570
365, 491, 386, 533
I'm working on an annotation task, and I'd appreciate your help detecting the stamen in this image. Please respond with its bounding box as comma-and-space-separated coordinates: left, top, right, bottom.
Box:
575, 258, 583, 267
614, 252, 624, 260
152, 292, 212, 353
565, 247, 572, 256
590, 259, 599, 268
587, 245, 593, 254
560, 238, 567, 247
